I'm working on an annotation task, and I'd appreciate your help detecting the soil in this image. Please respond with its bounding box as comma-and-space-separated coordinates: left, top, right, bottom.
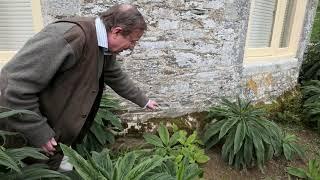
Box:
111, 123, 320, 180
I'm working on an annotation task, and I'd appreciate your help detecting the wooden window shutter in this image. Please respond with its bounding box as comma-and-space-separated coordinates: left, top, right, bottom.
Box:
247, 0, 278, 48
0, 0, 35, 51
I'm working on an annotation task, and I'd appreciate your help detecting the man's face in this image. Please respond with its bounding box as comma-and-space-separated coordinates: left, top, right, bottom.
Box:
107, 27, 144, 54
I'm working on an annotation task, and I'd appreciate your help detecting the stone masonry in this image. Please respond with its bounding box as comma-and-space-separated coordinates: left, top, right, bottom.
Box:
39, 0, 318, 124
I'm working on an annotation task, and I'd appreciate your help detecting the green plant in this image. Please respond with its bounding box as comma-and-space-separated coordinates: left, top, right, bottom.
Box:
310, 3, 320, 43
0, 107, 69, 179
287, 157, 320, 179
76, 94, 123, 156
301, 80, 320, 130
143, 123, 209, 165
145, 158, 203, 180
60, 144, 168, 180
257, 87, 303, 125
280, 132, 304, 161
202, 97, 283, 171
299, 42, 320, 83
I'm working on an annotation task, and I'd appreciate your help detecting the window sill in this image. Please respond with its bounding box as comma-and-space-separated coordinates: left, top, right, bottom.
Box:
243, 57, 298, 75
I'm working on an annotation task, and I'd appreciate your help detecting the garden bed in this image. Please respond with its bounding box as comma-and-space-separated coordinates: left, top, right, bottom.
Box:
112, 121, 320, 179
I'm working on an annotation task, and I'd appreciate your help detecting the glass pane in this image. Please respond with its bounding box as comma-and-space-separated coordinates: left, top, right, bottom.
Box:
279, 0, 297, 48
247, 0, 278, 48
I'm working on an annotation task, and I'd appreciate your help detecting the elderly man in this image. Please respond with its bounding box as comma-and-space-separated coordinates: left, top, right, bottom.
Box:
0, 4, 158, 169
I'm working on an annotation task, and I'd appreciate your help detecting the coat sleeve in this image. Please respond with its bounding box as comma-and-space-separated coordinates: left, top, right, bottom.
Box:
0, 23, 83, 147
103, 55, 149, 107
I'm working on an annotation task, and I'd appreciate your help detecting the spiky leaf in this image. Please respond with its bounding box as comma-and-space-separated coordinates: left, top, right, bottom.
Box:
143, 133, 164, 147
219, 118, 239, 139
0, 147, 21, 173
287, 167, 308, 178
234, 121, 246, 154
158, 124, 170, 146
60, 144, 100, 180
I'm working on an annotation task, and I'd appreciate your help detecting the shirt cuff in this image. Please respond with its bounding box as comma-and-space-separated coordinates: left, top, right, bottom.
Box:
143, 100, 151, 109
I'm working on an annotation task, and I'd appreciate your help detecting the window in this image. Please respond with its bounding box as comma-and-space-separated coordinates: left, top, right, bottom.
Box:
245, 0, 308, 59
0, 0, 43, 61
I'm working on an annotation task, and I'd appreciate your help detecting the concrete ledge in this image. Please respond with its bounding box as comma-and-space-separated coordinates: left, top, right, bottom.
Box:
243, 57, 299, 75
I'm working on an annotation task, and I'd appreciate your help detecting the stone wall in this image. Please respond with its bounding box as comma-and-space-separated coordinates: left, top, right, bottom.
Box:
241, 0, 319, 102
39, 0, 318, 123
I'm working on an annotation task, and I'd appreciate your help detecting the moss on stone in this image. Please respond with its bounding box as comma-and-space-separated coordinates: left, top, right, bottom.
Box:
123, 112, 208, 137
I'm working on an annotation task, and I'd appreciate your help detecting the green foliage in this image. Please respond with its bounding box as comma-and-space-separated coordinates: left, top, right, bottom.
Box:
0, 108, 69, 179
299, 2, 320, 82
144, 158, 203, 180
287, 157, 320, 179
202, 97, 283, 171
280, 132, 305, 161
257, 87, 303, 125
76, 94, 123, 156
60, 143, 168, 180
299, 42, 320, 82
143, 123, 209, 165
301, 80, 320, 130
310, 3, 320, 43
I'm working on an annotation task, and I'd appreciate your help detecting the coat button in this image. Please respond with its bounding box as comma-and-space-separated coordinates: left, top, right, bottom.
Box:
81, 114, 87, 118
91, 90, 96, 93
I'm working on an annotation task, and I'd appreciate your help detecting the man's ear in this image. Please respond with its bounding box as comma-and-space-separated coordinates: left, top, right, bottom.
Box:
111, 27, 123, 35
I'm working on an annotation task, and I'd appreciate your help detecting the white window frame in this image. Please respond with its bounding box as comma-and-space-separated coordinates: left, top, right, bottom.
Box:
245, 0, 308, 61
0, 0, 43, 61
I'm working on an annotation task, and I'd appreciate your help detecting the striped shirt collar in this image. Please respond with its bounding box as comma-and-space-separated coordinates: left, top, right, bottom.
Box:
95, 17, 108, 49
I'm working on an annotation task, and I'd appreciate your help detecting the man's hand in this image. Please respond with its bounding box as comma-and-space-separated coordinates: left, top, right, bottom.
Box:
41, 137, 57, 155
146, 100, 159, 110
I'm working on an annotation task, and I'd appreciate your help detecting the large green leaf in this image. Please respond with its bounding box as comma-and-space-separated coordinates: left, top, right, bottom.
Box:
1, 164, 70, 180
184, 163, 202, 180
287, 167, 308, 178
143, 133, 164, 147
20, 164, 70, 180
185, 132, 197, 145
205, 135, 220, 149
283, 144, 293, 160
221, 128, 236, 164
93, 112, 104, 125
252, 135, 265, 169
168, 131, 180, 147
103, 110, 123, 130
243, 137, 253, 166
105, 130, 116, 144
219, 117, 239, 139
233, 121, 246, 154
117, 152, 137, 180
194, 152, 210, 164
60, 144, 100, 180
290, 143, 305, 159
0, 147, 21, 173
6, 147, 48, 162
91, 150, 113, 178
145, 173, 175, 180
124, 156, 167, 180
202, 120, 225, 143
90, 122, 108, 145
158, 124, 170, 146
265, 144, 274, 161
176, 158, 186, 180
